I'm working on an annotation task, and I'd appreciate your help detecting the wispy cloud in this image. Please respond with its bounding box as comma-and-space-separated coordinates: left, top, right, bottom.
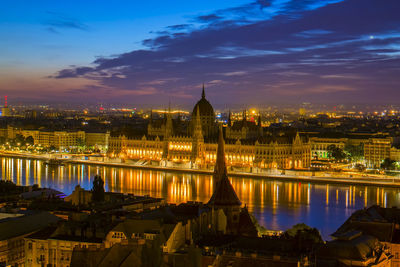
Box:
43, 11, 89, 32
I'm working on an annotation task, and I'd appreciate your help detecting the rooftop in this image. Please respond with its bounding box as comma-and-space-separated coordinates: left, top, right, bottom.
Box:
0, 211, 61, 241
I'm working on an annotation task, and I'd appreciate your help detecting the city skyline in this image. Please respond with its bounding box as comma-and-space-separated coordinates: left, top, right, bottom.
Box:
1, 0, 400, 105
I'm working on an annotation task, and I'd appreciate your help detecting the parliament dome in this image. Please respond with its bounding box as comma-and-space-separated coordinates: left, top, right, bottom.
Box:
192, 86, 214, 117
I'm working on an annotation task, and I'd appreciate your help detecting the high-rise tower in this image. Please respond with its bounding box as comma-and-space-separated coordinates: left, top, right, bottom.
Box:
2, 96, 10, 117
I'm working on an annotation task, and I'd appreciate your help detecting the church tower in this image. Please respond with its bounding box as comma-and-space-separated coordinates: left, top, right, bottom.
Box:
258, 114, 263, 136
162, 106, 173, 160
191, 106, 204, 165
227, 110, 232, 127
165, 105, 173, 138
207, 127, 242, 234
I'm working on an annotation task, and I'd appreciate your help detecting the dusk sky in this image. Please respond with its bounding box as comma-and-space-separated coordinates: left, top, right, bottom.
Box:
1, 0, 400, 106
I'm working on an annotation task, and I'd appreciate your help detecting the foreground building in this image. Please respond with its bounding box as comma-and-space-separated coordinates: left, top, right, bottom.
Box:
317, 231, 392, 266
207, 127, 258, 236
331, 205, 400, 267
0, 211, 60, 267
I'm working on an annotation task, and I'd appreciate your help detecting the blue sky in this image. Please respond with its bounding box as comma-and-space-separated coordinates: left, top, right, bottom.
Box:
1, 0, 400, 105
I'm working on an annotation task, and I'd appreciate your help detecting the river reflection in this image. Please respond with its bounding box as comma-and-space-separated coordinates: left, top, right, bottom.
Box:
1, 156, 400, 239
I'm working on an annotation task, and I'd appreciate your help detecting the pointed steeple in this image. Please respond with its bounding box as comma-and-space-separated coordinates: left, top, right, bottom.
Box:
193, 105, 203, 139
208, 126, 241, 207
242, 110, 247, 122
165, 104, 173, 137
149, 109, 153, 124
202, 83, 205, 99
214, 126, 227, 181
228, 110, 232, 127
257, 114, 261, 127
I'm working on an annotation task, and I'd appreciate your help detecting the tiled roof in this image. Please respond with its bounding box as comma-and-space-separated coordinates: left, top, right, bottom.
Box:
0, 211, 61, 240
208, 127, 241, 207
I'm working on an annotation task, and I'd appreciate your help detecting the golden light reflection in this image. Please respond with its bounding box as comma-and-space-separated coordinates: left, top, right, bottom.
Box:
326, 184, 329, 205
377, 188, 380, 205
1, 157, 400, 221
336, 189, 339, 204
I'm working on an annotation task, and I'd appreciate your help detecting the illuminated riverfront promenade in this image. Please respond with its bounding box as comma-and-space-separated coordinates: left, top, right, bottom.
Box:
1, 155, 400, 239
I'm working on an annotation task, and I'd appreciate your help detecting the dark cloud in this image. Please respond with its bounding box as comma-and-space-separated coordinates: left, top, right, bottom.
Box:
197, 14, 223, 22
43, 11, 89, 31
166, 24, 191, 30
46, 27, 59, 34
53, 0, 400, 104
256, 0, 272, 9
53, 66, 94, 78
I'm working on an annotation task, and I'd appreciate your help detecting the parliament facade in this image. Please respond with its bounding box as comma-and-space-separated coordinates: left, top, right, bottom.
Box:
108, 87, 311, 170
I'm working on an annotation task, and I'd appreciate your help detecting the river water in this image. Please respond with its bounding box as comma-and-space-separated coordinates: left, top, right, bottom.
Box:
1, 156, 400, 240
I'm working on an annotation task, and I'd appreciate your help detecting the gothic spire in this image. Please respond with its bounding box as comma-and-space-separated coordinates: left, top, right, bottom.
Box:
165, 103, 173, 137
193, 105, 203, 139
228, 110, 232, 127
208, 125, 241, 207
149, 109, 153, 124
202, 83, 205, 99
213, 125, 227, 181
242, 110, 247, 122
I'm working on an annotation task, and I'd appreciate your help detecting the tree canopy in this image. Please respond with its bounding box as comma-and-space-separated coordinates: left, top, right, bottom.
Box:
91, 175, 105, 202
344, 144, 364, 162
327, 145, 346, 162
381, 158, 396, 170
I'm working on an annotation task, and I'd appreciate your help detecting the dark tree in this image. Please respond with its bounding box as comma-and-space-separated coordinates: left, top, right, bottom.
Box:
91, 175, 105, 202
344, 144, 364, 162
283, 223, 323, 253
327, 145, 346, 162
381, 158, 396, 170
354, 163, 366, 172
0, 180, 18, 194
15, 134, 26, 144
26, 136, 34, 145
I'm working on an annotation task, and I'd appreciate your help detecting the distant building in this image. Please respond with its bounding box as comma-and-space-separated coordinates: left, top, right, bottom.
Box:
109, 89, 311, 170
85, 132, 110, 150
18, 128, 109, 151
24, 110, 37, 119
64, 185, 165, 210
225, 110, 262, 140
390, 146, 400, 162
2, 96, 10, 117
364, 137, 392, 168
310, 136, 348, 159
54, 131, 85, 150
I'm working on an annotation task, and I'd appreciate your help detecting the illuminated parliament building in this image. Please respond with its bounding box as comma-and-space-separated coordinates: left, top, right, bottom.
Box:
108, 86, 311, 170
